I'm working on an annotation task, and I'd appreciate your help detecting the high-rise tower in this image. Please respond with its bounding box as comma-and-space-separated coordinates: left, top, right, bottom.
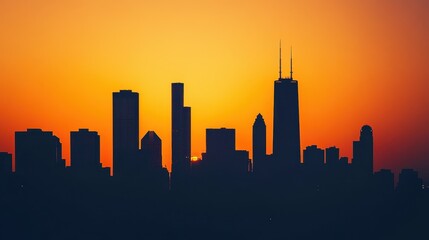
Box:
352, 125, 373, 175
171, 83, 191, 190
113, 90, 139, 177
273, 45, 301, 168
252, 113, 266, 173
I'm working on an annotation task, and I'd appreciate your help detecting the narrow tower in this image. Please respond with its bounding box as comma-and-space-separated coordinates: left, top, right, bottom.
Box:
252, 114, 266, 173
171, 83, 191, 190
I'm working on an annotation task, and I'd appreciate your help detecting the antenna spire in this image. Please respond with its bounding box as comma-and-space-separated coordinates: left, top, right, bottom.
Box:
290, 46, 293, 80
279, 40, 282, 79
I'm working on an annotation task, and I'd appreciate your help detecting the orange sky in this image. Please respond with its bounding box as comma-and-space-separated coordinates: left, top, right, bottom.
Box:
0, 0, 428, 181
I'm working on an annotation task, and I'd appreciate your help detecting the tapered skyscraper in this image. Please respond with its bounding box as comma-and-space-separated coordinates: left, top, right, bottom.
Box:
113, 90, 139, 177
252, 113, 266, 173
140, 131, 162, 170
273, 45, 301, 168
171, 83, 191, 190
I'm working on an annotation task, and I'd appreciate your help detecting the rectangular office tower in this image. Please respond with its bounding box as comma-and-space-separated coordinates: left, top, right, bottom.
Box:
171, 83, 191, 190
15, 129, 64, 177
273, 77, 301, 168
113, 90, 139, 177
203, 128, 249, 176
71, 129, 101, 174
206, 128, 236, 155
204, 128, 236, 172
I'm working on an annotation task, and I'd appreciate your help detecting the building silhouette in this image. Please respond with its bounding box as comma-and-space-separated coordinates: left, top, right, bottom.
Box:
113, 90, 139, 177
2, 74, 429, 240
140, 131, 162, 171
139, 131, 169, 190
70, 129, 102, 175
203, 128, 236, 173
273, 46, 301, 168
326, 146, 339, 166
0, 152, 12, 174
199, 128, 250, 192
202, 128, 250, 176
352, 125, 374, 176
2, 45, 429, 240
303, 145, 324, 168
397, 168, 422, 194
15, 129, 64, 177
206, 128, 235, 153
252, 113, 266, 173
171, 83, 191, 190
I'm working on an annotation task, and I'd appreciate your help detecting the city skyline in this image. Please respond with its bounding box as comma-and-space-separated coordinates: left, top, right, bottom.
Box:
1, 0, 429, 183
1, 1, 429, 239
0, 51, 406, 184
1, 57, 428, 182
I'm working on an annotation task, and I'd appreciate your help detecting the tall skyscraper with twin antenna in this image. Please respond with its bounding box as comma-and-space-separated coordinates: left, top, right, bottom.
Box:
273, 43, 301, 168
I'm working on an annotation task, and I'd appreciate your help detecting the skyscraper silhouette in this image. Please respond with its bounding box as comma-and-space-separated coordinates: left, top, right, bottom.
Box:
113, 90, 139, 177
140, 131, 162, 171
70, 129, 101, 175
206, 128, 235, 153
15, 129, 64, 177
203, 128, 249, 176
203, 128, 235, 175
252, 113, 266, 173
273, 45, 301, 167
352, 125, 373, 176
138, 131, 169, 190
171, 83, 191, 190
303, 145, 324, 190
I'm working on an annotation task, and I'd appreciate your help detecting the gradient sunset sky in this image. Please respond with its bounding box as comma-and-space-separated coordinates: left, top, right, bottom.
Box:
0, 0, 428, 181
